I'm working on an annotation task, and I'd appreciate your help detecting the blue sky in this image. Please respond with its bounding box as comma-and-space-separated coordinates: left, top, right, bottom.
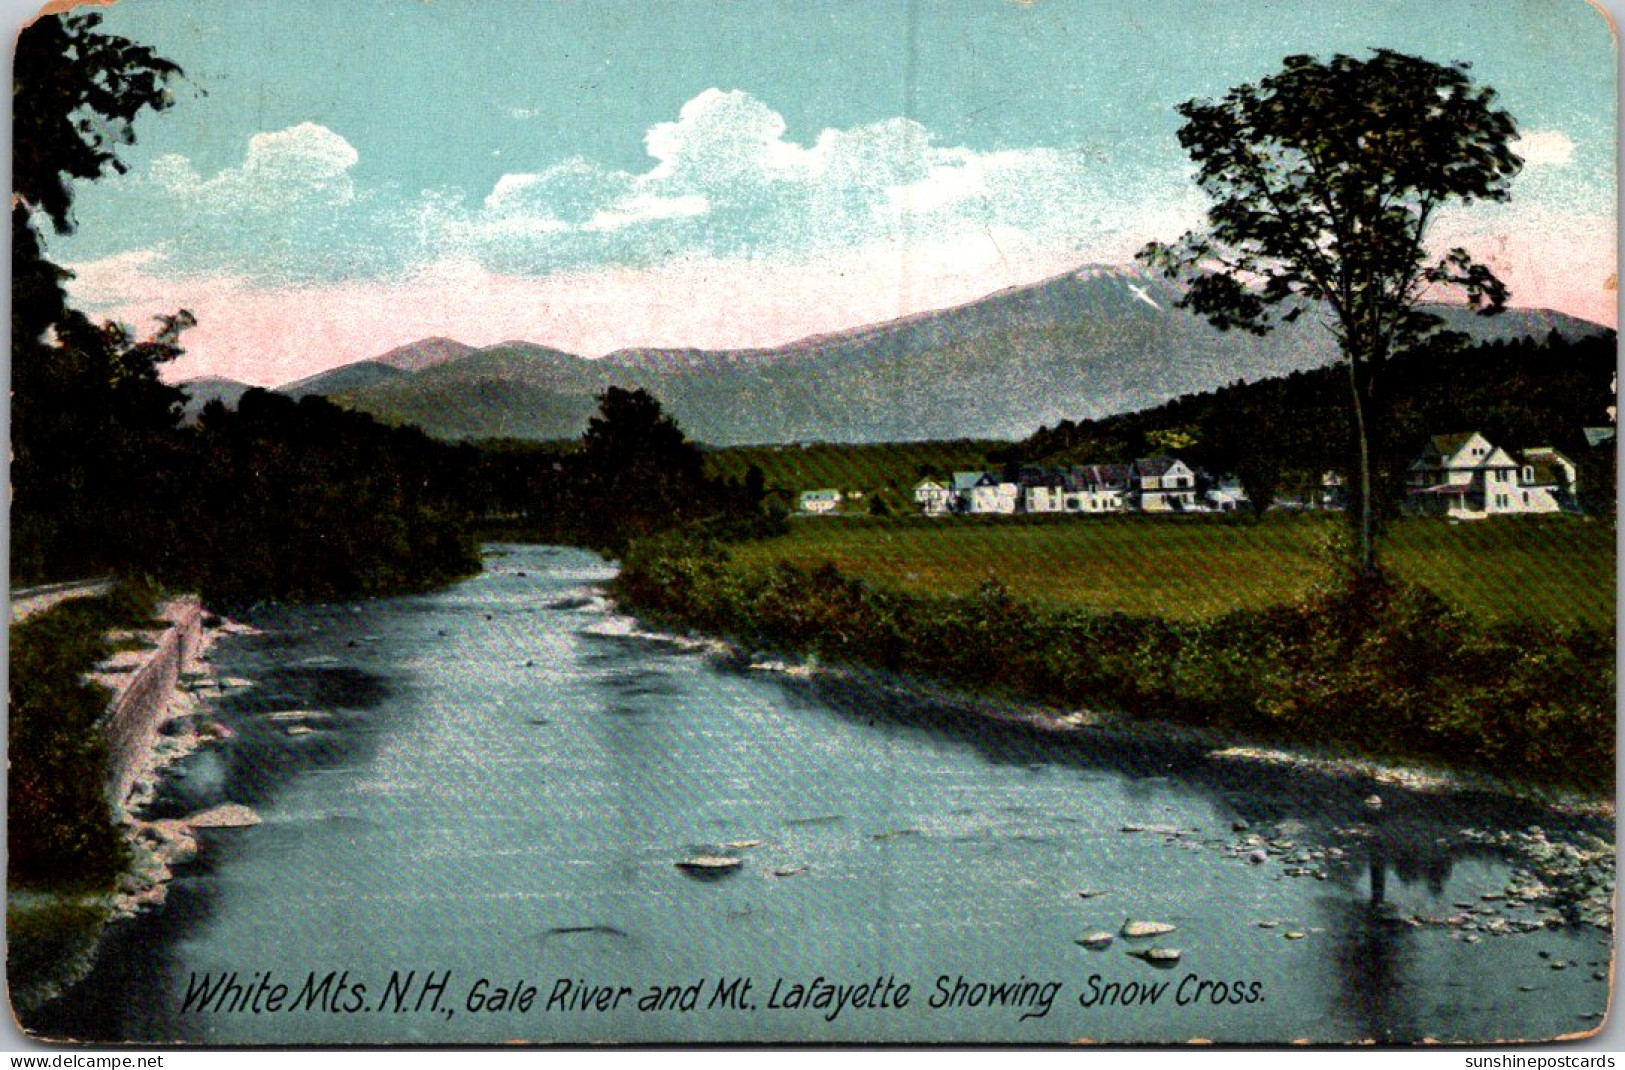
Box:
23, 0, 1619, 384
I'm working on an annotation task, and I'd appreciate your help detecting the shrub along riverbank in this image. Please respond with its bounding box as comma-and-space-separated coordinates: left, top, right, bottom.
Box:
613, 533, 1614, 795
9, 584, 170, 890
8, 583, 169, 1016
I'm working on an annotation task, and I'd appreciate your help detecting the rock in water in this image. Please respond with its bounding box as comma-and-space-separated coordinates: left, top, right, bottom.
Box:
1121, 920, 1177, 938
1127, 947, 1182, 964
188, 803, 261, 828
676, 855, 742, 874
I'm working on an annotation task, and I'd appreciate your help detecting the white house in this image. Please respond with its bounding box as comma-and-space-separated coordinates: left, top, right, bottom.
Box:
953, 471, 1020, 515
1404, 432, 1576, 518
1134, 456, 1198, 512
798, 488, 843, 515
913, 478, 953, 516
1319, 470, 1347, 511
1023, 477, 1068, 514
1068, 464, 1131, 513
1021, 466, 1080, 513
1205, 475, 1249, 512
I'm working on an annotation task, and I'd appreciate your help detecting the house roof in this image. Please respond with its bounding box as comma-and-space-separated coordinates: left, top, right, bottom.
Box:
1076, 463, 1132, 488
1522, 446, 1573, 465
1430, 432, 1478, 458
1416, 432, 1515, 471
800, 488, 841, 500
951, 471, 985, 492
1134, 455, 1184, 478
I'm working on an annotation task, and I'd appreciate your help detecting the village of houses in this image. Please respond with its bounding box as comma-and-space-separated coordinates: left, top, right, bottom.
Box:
796, 431, 1584, 521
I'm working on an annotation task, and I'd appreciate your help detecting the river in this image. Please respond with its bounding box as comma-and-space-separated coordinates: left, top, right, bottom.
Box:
32, 544, 1613, 1044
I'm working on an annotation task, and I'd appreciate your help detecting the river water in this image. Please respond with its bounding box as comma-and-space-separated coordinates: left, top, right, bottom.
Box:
33, 545, 1613, 1044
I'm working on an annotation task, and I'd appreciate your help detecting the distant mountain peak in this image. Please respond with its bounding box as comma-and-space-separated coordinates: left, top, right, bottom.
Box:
296, 263, 1609, 446
373, 336, 477, 372
1072, 263, 1139, 281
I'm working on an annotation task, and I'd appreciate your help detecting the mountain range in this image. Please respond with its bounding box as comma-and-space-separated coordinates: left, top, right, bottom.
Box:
179, 264, 1608, 445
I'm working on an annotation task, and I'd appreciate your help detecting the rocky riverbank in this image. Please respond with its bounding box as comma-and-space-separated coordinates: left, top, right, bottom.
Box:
112, 618, 263, 916
9, 610, 263, 1020
739, 646, 1615, 818
612, 537, 1615, 795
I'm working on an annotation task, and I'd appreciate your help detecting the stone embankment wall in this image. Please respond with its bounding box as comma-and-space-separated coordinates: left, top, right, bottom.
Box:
98, 597, 205, 806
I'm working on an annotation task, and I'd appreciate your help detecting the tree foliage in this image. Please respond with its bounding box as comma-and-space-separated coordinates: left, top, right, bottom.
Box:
12, 13, 189, 582
1140, 50, 1522, 571
476, 387, 781, 553
176, 392, 482, 603
13, 12, 182, 233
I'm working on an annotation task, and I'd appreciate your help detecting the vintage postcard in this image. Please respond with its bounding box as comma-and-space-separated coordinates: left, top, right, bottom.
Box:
7, 0, 1617, 1049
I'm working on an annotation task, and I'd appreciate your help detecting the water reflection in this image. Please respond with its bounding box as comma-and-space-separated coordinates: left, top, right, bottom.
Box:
1321, 895, 1423, 1043
786, 669, 1604, 913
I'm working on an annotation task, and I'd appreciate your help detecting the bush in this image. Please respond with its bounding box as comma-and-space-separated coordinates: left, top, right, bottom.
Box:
7, 587, 160, 890
613, 538, 1615, 793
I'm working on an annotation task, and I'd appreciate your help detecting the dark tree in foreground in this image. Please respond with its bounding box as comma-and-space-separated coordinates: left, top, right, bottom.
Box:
12, 13, 189, 581
1140, 50, 1522, 574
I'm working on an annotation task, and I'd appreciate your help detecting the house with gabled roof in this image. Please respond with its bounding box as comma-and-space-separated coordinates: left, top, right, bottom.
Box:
913, 478, 953, 516
1021, 467, 1070, 514
1067, 464, 1131, 513
1134, 455, 1198, 512
1404, 432, 1577, 518
954, 470, 1020, 515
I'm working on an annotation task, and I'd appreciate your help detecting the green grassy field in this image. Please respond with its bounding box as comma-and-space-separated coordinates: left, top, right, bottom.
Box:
1383, 516, 1615, 631
724, 512, 1614, 630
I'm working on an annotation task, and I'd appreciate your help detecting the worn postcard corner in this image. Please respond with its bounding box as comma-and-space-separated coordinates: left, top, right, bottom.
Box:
6, 0, 1617, 1050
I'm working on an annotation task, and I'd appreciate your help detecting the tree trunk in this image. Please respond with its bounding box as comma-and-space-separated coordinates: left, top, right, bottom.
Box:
1346, 355, 1378, 578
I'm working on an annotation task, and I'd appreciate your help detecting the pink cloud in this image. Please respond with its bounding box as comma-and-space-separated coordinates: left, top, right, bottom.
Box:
75, 238, 1084, 385
1430, 210, 1617, 330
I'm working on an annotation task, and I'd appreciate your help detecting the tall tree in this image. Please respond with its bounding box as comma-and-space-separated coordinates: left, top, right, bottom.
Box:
12, 13, 187, 580
575, 386, 712, 550
1140, 50, 1521, 574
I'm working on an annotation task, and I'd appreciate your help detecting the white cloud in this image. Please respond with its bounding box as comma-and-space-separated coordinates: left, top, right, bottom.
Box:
484, 157, 634, 221
585, 193, 711, 232
65, 94, 1197, 302
1513, 129, 1576, 169
456, 89, 1172, 274
643, 89, 807, 188
63, 249, 181, 310
155, 122, 361, 210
